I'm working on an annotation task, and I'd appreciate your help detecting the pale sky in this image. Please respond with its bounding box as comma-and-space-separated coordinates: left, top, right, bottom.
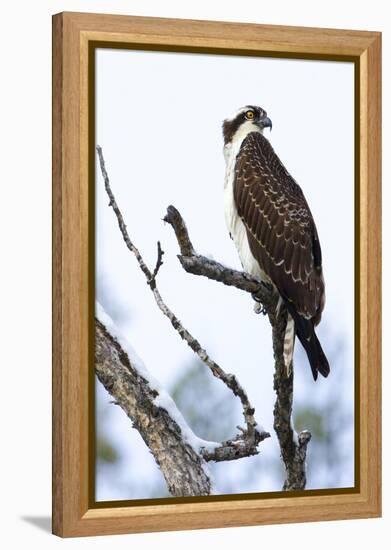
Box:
95, 48, 355, 500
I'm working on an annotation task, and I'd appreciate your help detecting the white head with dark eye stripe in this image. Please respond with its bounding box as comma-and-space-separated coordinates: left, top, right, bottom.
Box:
222, 105, 272, 145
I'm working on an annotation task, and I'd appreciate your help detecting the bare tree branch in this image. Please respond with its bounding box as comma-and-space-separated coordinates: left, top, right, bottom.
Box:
164, 205, 275, 312
96, 146, 270, 474
164, 204, 312, 490
269, 307, 312, 490
148, 241, 164, 289
95, 318, 211, 496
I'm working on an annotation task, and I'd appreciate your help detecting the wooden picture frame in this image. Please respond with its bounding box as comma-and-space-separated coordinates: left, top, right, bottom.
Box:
52, 12, 381, 537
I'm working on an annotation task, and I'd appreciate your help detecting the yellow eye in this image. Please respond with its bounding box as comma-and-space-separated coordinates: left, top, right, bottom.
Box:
245, 110, 255, 120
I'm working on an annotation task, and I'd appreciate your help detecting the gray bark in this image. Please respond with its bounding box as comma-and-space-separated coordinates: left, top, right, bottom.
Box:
269, 306, 311, 490
95, 319, 212, 496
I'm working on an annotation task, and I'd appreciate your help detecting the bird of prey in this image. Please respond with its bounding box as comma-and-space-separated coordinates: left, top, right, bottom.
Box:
223, 105, 329, 380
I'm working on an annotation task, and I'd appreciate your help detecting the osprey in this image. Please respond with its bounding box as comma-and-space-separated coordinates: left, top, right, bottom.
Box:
223, 105, 329, 381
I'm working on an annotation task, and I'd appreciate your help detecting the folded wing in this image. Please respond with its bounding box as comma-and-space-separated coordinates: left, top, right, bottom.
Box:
234, 131, 325, 325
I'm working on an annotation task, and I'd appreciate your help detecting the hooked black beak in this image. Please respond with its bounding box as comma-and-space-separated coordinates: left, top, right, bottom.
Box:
261, 116, 272, 131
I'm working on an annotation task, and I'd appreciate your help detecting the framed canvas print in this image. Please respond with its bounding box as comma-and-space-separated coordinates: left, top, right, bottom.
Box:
52, 12, 381, 537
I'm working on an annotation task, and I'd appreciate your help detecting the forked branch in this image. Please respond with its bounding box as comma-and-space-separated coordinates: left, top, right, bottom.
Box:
96, 145, 270, 477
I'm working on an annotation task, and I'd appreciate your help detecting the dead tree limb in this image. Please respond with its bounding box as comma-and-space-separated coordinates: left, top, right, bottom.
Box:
96, 146, 270, 490
96, 318, 212, 496
269, 306, 312, 490
164, 205, 312, 490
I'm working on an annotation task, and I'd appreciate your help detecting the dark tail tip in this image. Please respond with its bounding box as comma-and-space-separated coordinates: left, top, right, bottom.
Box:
284, 305, 330, 381
301, 328, 330, 381
315, 336, 330, 378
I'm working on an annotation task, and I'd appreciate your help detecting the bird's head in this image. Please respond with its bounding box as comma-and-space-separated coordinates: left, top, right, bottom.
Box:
222, 105, 272, 145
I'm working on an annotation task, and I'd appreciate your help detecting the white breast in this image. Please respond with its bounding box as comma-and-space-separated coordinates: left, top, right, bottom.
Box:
223, 123, 270, 283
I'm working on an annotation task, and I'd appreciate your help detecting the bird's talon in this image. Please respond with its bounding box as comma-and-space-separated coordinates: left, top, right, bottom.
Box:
254, 302, 263, 314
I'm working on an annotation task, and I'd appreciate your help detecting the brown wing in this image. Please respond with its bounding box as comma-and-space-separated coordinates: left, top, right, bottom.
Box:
234, 132, 325, 323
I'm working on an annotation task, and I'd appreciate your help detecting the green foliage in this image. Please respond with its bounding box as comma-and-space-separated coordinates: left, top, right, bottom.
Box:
170, 359, 239, 442
96, 436, 119, 464
294, 408, 326, 440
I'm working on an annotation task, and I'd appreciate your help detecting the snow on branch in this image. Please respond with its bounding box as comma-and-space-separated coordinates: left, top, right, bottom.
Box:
95, 311, 212, 496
